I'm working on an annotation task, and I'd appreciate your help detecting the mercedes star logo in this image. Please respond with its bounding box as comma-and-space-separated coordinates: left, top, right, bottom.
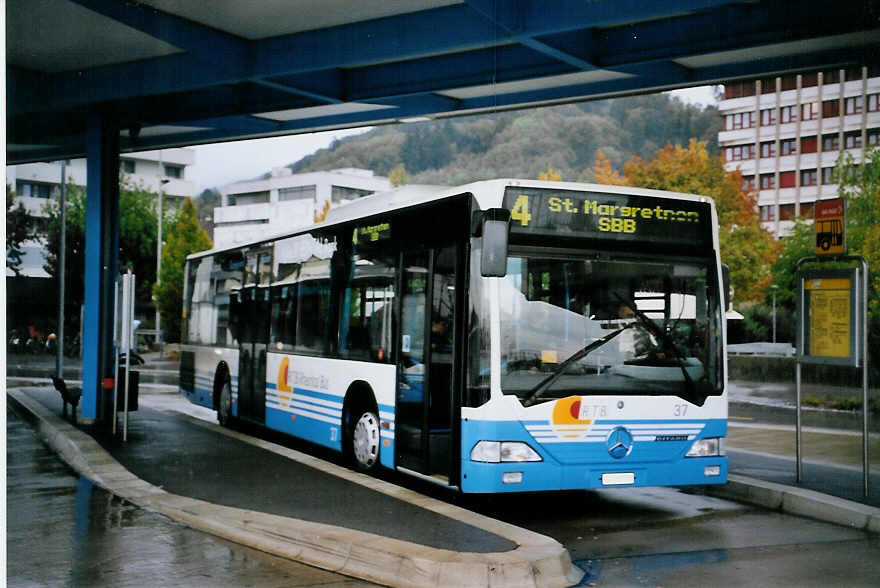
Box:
606, 426, 634, 459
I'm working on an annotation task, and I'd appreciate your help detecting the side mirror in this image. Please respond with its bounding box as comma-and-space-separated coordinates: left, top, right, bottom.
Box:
721, 264, 731, 311
479, 208, 510, 277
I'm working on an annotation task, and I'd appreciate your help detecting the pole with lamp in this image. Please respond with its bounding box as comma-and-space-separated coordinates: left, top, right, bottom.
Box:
771, 284, 778, 344
55, 160, 68, 379
156, 153, 169, 352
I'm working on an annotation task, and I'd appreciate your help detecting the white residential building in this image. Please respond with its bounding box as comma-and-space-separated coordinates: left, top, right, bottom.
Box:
6, 148, 196, 278
718, 66, 880, 237
213, 167, 392, 248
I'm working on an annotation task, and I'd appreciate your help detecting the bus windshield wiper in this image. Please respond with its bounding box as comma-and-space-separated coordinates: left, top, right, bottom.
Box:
615, 295, 705, 407
521, 322, 635, 407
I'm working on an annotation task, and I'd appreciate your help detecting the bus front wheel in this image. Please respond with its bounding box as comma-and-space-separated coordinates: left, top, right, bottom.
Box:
351, 410, 380, 471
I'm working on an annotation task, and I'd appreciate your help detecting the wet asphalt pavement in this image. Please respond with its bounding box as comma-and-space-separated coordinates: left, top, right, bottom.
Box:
6, 406, 372, 587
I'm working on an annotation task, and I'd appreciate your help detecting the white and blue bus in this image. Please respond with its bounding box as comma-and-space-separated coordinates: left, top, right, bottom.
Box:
180, 180, 728, 493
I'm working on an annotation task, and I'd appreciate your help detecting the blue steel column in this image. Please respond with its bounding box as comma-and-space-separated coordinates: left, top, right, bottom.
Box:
80, 114, 120, 426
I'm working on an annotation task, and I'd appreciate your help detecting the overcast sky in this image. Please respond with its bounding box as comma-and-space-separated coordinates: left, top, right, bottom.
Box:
191, 85, 720, 192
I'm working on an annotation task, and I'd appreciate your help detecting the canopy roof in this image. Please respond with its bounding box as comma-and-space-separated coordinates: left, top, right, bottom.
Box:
7, 0, 879, 164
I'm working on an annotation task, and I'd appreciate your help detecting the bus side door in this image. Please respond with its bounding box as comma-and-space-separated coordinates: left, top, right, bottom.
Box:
397, 244, 461, 485
237, 286, 270, 423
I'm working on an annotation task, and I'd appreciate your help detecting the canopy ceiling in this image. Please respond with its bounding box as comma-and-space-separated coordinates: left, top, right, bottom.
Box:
7, 0, 880, 164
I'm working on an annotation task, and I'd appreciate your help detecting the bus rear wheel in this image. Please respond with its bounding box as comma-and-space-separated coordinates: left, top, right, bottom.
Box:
351, 410, 380, 471
218, 379, 234, 428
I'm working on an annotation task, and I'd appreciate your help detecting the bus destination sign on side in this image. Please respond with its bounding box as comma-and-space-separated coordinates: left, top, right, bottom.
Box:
502, 187, 711, 247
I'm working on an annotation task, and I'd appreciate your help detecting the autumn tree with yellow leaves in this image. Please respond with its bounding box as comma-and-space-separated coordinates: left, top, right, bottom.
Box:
592, 140, 778, 303
538, 166, 562, 181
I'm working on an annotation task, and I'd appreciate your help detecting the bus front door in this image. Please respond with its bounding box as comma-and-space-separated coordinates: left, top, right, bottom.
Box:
397, 246, 460, 485
237, 287, 269, 423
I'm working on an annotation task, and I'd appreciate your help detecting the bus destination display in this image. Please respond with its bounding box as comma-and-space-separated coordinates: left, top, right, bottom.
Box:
503, 187, 712, 247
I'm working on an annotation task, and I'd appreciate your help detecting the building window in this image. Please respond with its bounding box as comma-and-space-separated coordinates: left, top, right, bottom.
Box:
800, 202, 815, 218
163, 164, 183, 179
800, 136, 817, 154
822, 99, 840, 118
779, 171, 796, 189
801, 102, 818, 121
228, 191, 270, 206
822, 167, 836, 185
779, 203, 796, 220
279, 185, 317, 201
868, 94, 879, 112
760, 205, 775, 221
331, 185, 373, 202
800, 169, 817, 186
120, 160, 136, 173
822, 133, 840, 152
845, 67, 863, 82
760, 108, 777, 126
802, 73, 819, 88
760, 173, 776, 190
725, 112, 755, 131
760, 141, 777, 158
844, 96, 863, 115
823, 69, 840, 84
844, 131, 863, 149
868, 129, 880, 147
723, 82, 756, 100
780, 138, 797, 156
780, 76, 797, 91
15, 181, 53, 199
742, 175, 756, 191
780, 105, 798, 124
725, 144, 755, 161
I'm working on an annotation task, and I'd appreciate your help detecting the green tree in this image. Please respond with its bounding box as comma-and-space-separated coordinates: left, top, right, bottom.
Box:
6, 184, 37, 276
389, 163, 409, 187
772, 147, 880, 315
594, 140, 779, 303
153, 198, 212, 343
837, 147, 880, 317
195, 188, 220, 239
44, 176, 160, 309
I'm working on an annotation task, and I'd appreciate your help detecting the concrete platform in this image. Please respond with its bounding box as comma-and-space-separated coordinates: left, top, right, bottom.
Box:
8, 386, 582, 588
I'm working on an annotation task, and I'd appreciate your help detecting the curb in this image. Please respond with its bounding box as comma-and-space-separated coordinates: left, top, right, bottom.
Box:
7, 389, 583, 588
706, 473, 880, 533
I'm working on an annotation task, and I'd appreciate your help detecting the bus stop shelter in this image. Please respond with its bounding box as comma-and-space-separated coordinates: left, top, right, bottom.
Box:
6, 0, 880, 426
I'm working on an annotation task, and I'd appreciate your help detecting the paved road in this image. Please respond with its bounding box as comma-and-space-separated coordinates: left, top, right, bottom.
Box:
135, 393, 880, 587
7, 406, 373, 588
467, 486, 880, 587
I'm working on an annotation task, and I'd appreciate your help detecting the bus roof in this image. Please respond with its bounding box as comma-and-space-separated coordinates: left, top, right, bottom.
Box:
188, 179, 716, 261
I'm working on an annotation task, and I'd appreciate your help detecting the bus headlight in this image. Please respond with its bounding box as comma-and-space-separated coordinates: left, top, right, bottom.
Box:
685, 437, 725, 457
470, 441, 543, 463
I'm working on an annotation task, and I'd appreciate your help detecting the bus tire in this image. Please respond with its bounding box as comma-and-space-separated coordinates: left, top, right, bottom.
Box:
218, 377, 234, 428
350, 408, 381, 471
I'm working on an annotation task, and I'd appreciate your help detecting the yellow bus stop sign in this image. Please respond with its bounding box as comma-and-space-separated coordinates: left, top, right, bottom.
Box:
804, 277, 851, 359
815, 198, 845, 255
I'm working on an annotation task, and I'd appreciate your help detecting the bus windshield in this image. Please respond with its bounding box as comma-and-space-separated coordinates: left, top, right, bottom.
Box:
495, 255, 723, 405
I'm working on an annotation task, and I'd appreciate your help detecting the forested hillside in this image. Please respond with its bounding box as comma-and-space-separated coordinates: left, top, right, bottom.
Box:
289, 93, 721, 184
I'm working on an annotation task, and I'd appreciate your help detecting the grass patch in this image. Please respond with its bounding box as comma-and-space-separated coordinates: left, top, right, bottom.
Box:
803, 393, 880, 414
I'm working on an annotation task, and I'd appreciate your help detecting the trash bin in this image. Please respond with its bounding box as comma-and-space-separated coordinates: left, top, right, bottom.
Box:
116, 369, 139, 411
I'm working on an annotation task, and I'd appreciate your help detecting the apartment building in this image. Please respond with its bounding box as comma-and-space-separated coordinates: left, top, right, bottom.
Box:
214, 167, 391, 248
718, 66, 880, 237
6, 148, 196, 278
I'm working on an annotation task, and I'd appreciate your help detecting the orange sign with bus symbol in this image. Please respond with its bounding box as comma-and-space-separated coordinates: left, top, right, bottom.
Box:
815, 199, 845, 255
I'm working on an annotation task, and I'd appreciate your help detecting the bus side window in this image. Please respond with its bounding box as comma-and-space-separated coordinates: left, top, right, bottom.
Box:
339, 252, 395, 363
270, 286, 297, 351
